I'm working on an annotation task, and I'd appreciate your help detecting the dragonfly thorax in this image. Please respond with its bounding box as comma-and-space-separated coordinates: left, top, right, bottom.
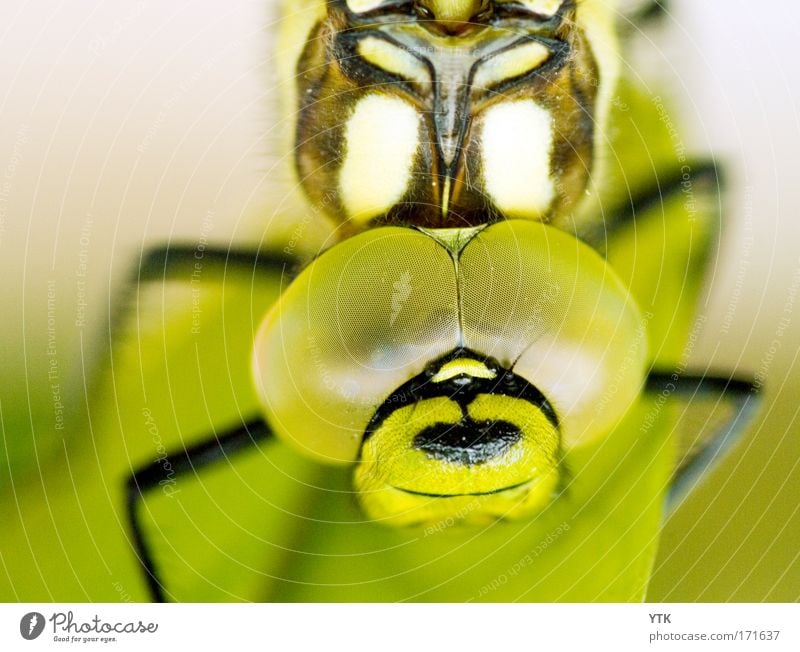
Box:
295, 0, 601, 231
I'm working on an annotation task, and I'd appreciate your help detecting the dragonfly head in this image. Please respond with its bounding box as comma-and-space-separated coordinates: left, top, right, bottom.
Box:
252, 221, 647, 526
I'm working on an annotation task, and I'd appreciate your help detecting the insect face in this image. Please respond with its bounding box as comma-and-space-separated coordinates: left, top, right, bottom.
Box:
252, 220, 647, 525
355, 351, 562, 525
294, 0, 612, 230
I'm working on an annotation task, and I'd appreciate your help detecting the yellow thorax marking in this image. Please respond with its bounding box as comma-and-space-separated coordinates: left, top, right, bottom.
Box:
473, 40, 551, 90
357, 37, 430, 86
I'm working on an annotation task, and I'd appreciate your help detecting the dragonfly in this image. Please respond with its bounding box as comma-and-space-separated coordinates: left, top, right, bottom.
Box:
115, 0, 760, 602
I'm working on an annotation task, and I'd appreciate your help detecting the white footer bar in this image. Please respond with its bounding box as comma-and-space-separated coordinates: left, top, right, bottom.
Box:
1, 603, 797, 651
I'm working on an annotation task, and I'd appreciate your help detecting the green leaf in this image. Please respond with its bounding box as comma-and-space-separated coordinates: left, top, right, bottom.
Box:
0, 84, 746, 604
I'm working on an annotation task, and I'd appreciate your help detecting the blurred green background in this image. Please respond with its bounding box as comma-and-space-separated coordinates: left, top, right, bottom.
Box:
0, 0, 798, 601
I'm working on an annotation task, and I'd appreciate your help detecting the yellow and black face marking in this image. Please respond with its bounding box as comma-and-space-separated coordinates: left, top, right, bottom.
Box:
355, 349, 561, 525
292, 0, 610, 230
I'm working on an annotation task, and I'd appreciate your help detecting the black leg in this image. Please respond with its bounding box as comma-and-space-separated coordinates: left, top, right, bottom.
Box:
134, 244, 297, 285
583, 161, 721, 248
125, 418, 273, 602
106, 243, 297, 355
644, 372, 761, 513
118, 242, 297, 601
619, 0, 670, 32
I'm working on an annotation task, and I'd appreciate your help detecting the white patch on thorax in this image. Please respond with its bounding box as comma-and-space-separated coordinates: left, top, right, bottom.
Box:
346, 0, 386, 13
480, 100, 555, 218
507, 0, 563, 17
339, 94, 419, 224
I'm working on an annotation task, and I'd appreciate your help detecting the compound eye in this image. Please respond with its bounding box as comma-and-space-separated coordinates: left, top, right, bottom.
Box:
458, 220, 648, 449
252, 228, 461, 464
